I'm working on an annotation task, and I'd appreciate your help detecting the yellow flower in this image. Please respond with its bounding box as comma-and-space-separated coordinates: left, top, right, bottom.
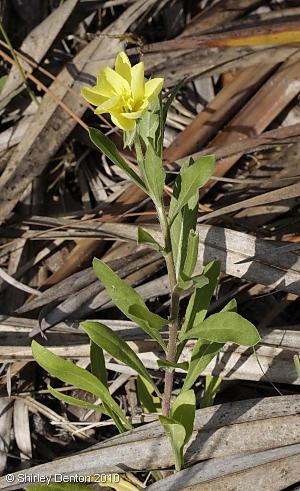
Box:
81, 52, 164, 132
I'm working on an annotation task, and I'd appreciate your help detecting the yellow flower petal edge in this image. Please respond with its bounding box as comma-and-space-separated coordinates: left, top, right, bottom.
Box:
81, 51, 164, 131
115, 52, 131, 84
111, 113, 136, 132
145, 78, 164, 101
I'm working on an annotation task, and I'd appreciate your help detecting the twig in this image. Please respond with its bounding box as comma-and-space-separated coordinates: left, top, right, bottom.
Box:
0, 266, 41, 296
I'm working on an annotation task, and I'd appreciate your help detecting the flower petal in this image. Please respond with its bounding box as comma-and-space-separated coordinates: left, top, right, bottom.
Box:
103, 66, 130, 94
120, 107, 147, 120
110, 112, 136, 131
96, 69, 116, 97
131, 61, 145, 104
81, 86, 108, 106
115, 52, 131, 84
94, 95, 122, 114
144, 77, 164, 101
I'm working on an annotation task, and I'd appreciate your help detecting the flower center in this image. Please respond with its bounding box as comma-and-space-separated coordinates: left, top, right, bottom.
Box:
121, 91, 134, 113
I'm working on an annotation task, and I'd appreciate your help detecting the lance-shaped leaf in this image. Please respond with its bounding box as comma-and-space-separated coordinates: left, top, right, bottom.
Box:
142, 140, 165, 205
201, 375, 222, 408
170, 160, 199, 278
138, 99, 161, 154
90, 339, 119, 428
159, 416, 186, 471
137, 376, 161, 414
90, 340, 107, 388
82, 321, 160, 396
169, 155, 215, 221
180, 260, 221, 338
93, 258, 167, 350
182, 340, 223, 391
171, 389, 196, 444
182, 299, 237, 391
89, 127, 146, 192
32, 341, 131, 431
47, 385, 109, 417
181, 312, 261, 346
137, 227, 164, 252
181, 229, 199, 280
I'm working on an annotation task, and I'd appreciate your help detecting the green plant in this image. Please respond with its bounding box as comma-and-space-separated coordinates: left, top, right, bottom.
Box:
32, 52, 261, 473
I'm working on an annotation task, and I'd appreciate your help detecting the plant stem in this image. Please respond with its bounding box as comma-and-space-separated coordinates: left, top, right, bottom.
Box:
0, 22, 39, 107
157, 205, 180, 416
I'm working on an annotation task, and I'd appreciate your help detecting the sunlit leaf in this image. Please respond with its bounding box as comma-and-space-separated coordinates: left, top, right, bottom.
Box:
171, 389, 195, 444
142, 140, 165, 204
182, 296, 238, 391
182, 340, 223, 391
89, 127, 146, 192
93, 258, 167, 350
137, 227, 164, 252
32, 341, 131, 431
180, 260, 221, 338
159, 416, 186, 471
170, 158, 199, 279
181, 312, 261, 346
82, 321, 160, 395
169, 155, 215, 221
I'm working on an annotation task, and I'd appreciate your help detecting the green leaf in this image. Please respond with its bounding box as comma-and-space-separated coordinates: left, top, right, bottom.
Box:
181, 312, 261, 346
222, 298, 237, 312
128, 304, 167, 351
92, 258, 167, 350
182, 339, 223, 391
89, 127, 146, 192
180, 260, 221, 338
170, 160, 199, 278
47, 385, 109, 416
176, 274, 209, 293
182, 296, 237, 391
90, 340, 107, 388
157, 359, 189, 371
169, 155, 215, 221
0, 75, 7, 94
137, 227, 164, 252
201, 375, 222, 408
159, 416, 186, 471
138, 101, 161, 152
171, 389, 195, 444
27, 484, 91, 491
181, 230, 199, 280
142, 140, 165, 204
82, 321, 160, 396
137, 376, 161, 414
32, 341, 131, 431
123, 126, 136, 148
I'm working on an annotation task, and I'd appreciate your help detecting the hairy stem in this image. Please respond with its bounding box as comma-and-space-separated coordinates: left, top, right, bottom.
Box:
157, 206, 180, 416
